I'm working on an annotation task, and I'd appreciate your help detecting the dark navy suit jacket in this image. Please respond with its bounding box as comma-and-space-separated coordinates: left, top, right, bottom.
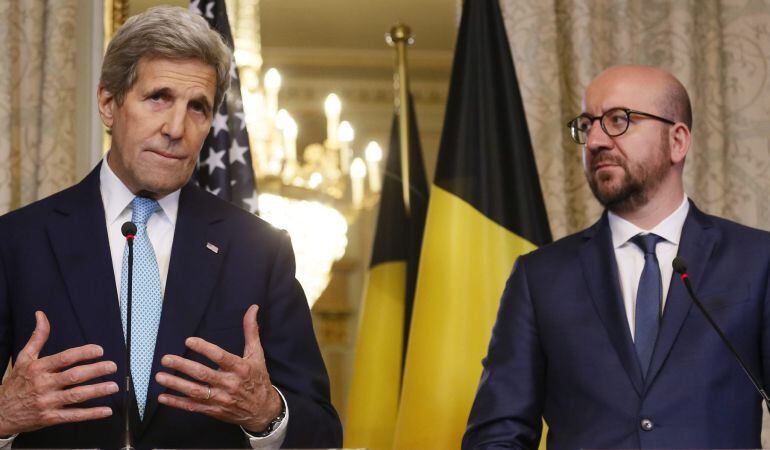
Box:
0, 165, 342, 449
464, 203, 770, 449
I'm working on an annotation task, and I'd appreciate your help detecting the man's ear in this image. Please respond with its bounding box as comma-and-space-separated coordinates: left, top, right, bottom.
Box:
97, 85, 116, 129
669, 122, 690, 165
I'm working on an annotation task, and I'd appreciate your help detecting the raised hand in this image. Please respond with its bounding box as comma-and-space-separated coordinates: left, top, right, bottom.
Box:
156, 304, 282, 432
0, 311, 119, 436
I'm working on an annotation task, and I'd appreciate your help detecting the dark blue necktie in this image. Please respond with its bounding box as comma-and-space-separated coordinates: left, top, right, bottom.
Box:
631, 233, 663, 378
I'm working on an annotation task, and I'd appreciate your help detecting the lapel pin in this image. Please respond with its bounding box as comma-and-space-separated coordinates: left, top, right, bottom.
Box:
206, 242, 219, 254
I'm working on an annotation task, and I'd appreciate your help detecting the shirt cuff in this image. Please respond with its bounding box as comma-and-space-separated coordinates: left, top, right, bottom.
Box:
242, 386, 289, 449
0, 434, 16, 450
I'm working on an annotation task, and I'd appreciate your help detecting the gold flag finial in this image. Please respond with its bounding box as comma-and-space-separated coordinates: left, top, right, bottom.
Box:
386, 23, 414, 215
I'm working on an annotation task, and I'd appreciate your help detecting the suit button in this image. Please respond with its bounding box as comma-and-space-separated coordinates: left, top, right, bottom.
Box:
640, 418, 654, 431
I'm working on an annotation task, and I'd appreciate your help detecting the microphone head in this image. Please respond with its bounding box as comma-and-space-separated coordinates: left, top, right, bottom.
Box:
121, 221, 137, 238
672, 256, 688, 274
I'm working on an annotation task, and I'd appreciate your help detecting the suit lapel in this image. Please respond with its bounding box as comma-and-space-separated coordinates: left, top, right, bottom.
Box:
579, 214, 644, 395
644, 202, 718, 388
46, 165, 128, 415
139, 184, 226, 431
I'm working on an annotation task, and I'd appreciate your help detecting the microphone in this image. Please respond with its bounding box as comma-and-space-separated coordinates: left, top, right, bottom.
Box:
672, 256, 770, 413
121, 222, 137, 241
121, 222, 137, 450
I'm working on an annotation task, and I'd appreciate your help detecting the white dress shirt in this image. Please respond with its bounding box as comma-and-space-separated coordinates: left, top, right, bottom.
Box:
608, 195, 690, 340
0, 159, 287, 449
101, 155, 178, 297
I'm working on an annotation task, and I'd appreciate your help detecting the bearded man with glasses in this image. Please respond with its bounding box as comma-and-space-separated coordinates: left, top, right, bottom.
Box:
464, 65, 770, 450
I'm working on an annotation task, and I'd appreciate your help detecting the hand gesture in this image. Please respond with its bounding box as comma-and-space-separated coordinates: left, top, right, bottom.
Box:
0, 311, 118, 436
156, 305, 282, 432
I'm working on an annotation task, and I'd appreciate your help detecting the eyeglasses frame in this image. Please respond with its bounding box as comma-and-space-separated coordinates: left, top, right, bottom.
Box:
566, 108, 677, 144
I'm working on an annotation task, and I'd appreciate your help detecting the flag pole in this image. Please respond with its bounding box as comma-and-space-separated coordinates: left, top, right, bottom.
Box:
387, 24, 413, 216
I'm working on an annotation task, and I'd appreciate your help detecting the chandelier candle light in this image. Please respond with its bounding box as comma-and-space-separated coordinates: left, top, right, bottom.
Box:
338, 120, 354, 175
264, 68, 281, 119
224, 0, 388, 306
324, 93, 342, 149
350, 158, 367, 208
364, 141, 383, 192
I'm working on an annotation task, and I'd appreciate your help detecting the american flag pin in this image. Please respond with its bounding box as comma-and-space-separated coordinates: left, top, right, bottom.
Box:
206, 242, 219, 254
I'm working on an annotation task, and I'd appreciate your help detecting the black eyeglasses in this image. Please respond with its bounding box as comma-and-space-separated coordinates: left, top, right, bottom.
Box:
566, 107, 676, 144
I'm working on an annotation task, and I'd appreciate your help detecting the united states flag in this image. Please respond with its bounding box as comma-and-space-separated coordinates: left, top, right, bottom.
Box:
190, 0, 259, 214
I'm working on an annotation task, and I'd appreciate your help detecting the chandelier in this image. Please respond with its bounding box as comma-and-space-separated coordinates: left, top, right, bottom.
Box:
227, 0, 383, 307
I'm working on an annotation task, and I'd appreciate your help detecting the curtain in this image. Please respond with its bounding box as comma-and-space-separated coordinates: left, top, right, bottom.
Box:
0, 0, 78, 214
500, 0, 770, 238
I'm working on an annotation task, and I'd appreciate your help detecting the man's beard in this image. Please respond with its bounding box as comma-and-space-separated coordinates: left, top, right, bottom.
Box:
586, 137, 670, 214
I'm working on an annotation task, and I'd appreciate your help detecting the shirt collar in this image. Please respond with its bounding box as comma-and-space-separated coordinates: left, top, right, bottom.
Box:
99, 154, 180, 227
608, 195, 690, 248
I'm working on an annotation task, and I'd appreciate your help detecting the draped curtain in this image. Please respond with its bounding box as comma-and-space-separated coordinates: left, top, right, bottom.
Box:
0, 0, 78, 214
500, 0, 770, 238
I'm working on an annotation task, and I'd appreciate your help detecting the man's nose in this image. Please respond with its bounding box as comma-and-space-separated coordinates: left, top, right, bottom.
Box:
585, 120, 613, 153
161, 104, 186, 140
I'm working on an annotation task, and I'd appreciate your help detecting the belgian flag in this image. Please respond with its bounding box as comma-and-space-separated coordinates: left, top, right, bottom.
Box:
345, 96, 429, 450
392, 0, 552, 448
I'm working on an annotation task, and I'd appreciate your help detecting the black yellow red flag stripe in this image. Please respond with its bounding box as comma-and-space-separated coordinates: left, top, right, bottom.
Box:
392, 0, 551, 448
345, 97, 429, 450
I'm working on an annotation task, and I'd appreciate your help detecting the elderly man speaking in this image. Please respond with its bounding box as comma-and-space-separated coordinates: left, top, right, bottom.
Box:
0, 6, 341, 449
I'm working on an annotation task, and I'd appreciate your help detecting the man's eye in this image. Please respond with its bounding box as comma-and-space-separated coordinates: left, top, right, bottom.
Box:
149, 93, 165, 102
190, 102, 205, 113
575, 118, 591, 131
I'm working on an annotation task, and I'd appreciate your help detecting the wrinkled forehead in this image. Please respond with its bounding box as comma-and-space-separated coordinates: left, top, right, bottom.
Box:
135, 57, 217, 98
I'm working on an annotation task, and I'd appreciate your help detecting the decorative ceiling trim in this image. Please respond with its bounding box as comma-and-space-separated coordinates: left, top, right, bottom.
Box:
263, 47, 453, 76
275, 77, 449, 110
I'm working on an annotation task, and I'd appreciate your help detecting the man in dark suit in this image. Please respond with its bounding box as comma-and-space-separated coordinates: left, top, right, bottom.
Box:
0, 6, 341, 449
463, 65, 770, 449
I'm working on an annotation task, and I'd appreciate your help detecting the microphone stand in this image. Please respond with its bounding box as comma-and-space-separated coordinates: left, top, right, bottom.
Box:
674, 257, 770, 414
122, 222, 137, 450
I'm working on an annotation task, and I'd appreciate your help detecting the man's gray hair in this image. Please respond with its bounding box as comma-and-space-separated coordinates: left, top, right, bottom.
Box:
100, 5, 231, 110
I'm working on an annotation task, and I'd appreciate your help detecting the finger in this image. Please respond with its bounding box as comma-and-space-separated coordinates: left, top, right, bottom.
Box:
36, 344, 105, 372
158, 392, 217, 416
160, 354, 221, 386
17, 311, 51, 363
185, 337, 242, 371
242, 305, 264, 361
40, 406, 113, 427
155, 372, 212, 401
49, 381, 120, 407
54, 360, 117, 388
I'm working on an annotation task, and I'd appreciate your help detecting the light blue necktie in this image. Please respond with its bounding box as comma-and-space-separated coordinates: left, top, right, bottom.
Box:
120, 197, 162, 419
631, 233, 663, 379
